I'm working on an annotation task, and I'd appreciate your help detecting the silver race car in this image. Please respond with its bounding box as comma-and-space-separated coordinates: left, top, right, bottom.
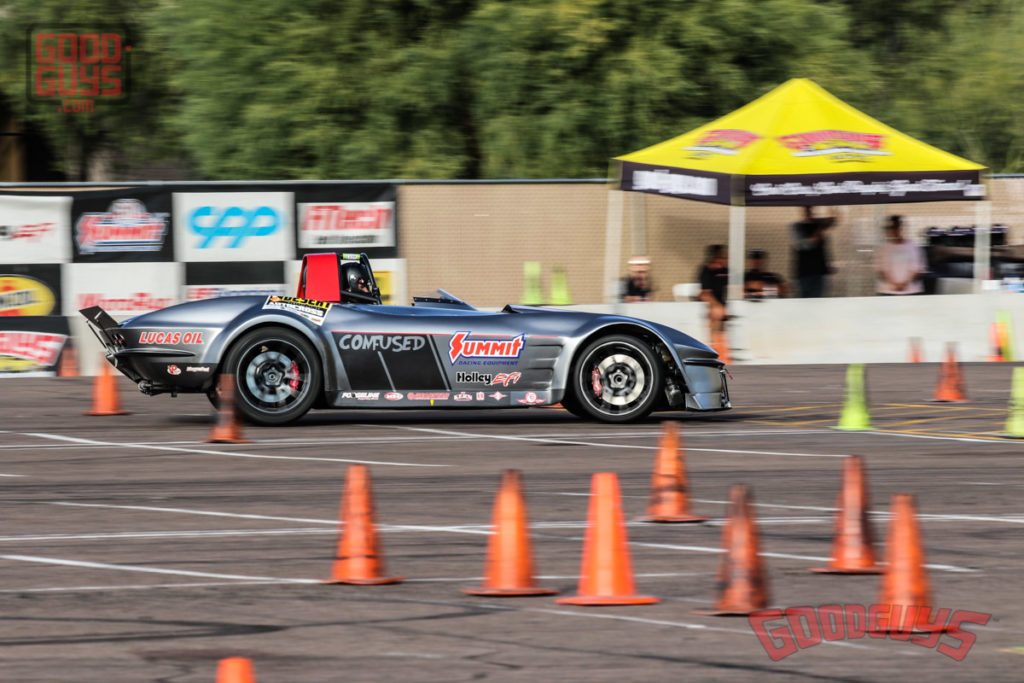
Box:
82, 253, 729, 425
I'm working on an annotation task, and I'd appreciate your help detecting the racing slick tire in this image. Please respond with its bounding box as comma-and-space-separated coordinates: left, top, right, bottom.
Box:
221, 326, 322, 425
569, 334, 662, 423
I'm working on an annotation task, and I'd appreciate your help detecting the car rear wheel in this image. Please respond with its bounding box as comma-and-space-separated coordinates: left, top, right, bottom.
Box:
221, 327, 322, 425
570, 334, 661, 423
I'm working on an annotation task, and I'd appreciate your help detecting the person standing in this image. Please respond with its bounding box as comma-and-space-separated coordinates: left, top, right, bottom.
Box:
621, 256, 654, 302
697, 244, 729, 342
744, 248, 789, 299
791, 206, 836, 297
875, 215, 926, 295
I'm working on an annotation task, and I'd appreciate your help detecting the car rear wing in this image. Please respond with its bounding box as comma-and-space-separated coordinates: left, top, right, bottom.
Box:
80, 306, 122, 352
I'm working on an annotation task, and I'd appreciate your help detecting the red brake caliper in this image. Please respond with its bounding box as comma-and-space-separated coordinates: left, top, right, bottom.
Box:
591, 367, 602, 397
288, 361, 300, 391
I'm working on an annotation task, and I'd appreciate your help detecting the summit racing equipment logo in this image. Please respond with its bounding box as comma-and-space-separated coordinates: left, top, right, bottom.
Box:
190, 206, 280, 248
448, 332, 525, 365
75, 199, 168, 253
777, 130, 891, 161
0, 276, 57, 316
686, 129, 760, 157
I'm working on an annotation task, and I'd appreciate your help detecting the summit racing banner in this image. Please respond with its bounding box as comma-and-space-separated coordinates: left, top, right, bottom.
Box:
0, 316, 70, 376
72, 190, 173, 262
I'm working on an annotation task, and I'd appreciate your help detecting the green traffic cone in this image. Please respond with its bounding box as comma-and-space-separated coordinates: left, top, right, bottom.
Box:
1003, 367, 1024, 438
521, 261, 543, 306
836, 363, 871, 431
547, 264, 573, 306
997, 310, 1016, 362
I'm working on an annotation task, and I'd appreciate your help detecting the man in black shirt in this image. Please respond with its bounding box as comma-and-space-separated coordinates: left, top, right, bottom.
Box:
791, 206, 836, 297
744, 249, 789, 299
621, 256, 654, 302
698, 244, 729, 341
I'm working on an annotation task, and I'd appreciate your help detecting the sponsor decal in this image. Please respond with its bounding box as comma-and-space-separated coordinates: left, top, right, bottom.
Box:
515, 391, 546, 405
75, 199, 168, 253
384, 391, 403, 401
185, 284, 285, 301
75, 292, 174, 313
0, 331, 66, 367
489, 391, 507, 401
776, 130, 890, 161
0, 222, 54, 241
337, 333, 425, 352
454, 391, 473, 402
190, 205, 280, 249
476, 392, 485, 401
750, 604, 991, 662
185, 365, 211, 373
298, 202, 396, 249
407, 392, 449, 400
28, 27, 130, 112
449, 331, 525, 364
341, 391, 379, 401
0, 276, 56, 316
138, 330, 205, 345
632, 170, 718, 197
455, 370, 522, 386
748, 178, 983, 200
264, 296, 331, 326
167, 364, 181, 376
686, 129, 760, 157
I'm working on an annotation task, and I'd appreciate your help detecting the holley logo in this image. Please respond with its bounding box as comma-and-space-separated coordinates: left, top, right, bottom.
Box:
190, 206, 280, 248
0, 276, 56, 316
76, 199, 168, 253
448, 332, 525, 364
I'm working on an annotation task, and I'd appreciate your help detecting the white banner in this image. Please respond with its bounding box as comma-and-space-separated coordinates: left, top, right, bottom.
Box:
297, 201, 395, 249
64, 262, 182, 316
0, 195, 72, 263
173, 192, 294, 262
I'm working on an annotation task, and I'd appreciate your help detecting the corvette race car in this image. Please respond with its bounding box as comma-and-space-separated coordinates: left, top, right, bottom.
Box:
81, 253, 730, 425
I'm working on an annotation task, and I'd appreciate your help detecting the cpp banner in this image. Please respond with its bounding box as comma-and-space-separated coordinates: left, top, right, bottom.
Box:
173, 192, 294, 262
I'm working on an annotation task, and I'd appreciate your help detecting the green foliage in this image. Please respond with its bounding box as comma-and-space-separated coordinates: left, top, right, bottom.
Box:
0, 0, 1021, 178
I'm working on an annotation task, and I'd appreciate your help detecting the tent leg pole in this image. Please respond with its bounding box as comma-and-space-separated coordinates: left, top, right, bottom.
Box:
973, 200, 991, 293
604, 189, 624, 307
727, 205, 746, 301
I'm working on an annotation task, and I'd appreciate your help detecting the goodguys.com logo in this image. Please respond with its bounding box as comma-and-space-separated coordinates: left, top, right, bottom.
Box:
75, 199, 168, 253
190, 206, 281, 248
686, 129, 760, 157
27, 26, 130, 113
448, 332, 525, 364
777, 130, 891, 161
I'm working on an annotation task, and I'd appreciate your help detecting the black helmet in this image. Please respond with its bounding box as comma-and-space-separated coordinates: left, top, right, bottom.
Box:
339, 261, 379, 303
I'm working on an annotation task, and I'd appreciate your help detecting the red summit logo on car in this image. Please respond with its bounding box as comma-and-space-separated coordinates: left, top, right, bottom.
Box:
448, 332, 525, 364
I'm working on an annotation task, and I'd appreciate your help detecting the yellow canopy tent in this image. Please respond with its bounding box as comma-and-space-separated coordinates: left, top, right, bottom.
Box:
611, 78, 987, 297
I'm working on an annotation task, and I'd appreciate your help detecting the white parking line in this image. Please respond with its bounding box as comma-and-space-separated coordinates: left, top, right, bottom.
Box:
0, 554, 320, 583
18, 432, 449, 468
378, 425, 850, 458
0, 580, 291, 594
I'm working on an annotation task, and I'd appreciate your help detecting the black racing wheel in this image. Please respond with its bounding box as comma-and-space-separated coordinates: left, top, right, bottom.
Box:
569, 334, 662, 423
221, 327, 322, 425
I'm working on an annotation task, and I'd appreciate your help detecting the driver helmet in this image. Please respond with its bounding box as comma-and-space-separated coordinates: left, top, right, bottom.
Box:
341, 261, 372, 295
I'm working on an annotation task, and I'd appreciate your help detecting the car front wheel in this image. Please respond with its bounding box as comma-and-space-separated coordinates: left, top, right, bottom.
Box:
221, 327, 322, 425
570, 334, 662, 423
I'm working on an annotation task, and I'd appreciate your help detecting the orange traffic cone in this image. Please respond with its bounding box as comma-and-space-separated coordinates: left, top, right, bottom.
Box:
57, 341, 78, 377
463, 470, 558, 596
206, 375, 248, 443
556, 473, 659, 606
931, 343, 968, 403
873, 494, 949, 634
84, 358, 130, 415
711, 329, 732, 365
216, 657, 255, 683
325, 464, 403, 585
639, 422, 706, 523
810, 455, 883, 574
694, 485, 769, 615
988, 322, 1005, 362
908, 337, 922, 363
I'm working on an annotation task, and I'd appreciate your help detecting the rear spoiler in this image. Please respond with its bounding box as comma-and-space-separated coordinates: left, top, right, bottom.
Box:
80, 306, 121, 351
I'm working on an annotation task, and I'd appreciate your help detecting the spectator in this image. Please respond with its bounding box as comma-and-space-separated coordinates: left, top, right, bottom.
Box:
621, 255, 654, 302
697, 244, 729, 340
791, 206, 836, 297
744, 248, 789, 299
875, 215, 926, 295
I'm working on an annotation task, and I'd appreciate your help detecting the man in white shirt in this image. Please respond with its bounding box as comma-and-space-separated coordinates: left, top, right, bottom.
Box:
875, 215, 926, 295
